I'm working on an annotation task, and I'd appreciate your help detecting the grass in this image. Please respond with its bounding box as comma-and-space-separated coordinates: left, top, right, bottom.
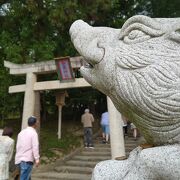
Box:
40, 127, 82, 160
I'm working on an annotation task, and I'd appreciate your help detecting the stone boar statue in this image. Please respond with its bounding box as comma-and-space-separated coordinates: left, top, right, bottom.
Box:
70, 15, 180, 146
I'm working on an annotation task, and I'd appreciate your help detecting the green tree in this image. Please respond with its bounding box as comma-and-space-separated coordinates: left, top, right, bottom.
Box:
150, 0, 180, 17
0, 0, 114, 120
0, 0, 180, 121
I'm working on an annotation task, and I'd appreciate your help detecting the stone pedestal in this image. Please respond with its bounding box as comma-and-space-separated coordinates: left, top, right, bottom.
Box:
92, 145, 180, 180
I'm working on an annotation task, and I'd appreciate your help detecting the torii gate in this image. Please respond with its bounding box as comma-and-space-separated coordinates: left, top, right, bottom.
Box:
4, 56, 126, 160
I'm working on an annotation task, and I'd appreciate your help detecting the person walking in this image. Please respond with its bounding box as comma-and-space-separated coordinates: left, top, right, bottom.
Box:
15, 116, 40, 180
0, 127, 14, 180
81, 109, 94, 148
100, 111, 110, 144
122, 115, 128, 137
131, 122, 138, 140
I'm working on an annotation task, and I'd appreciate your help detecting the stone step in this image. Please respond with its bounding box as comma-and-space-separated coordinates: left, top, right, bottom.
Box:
126, 143, 139, 146
96, 136, 139, 141
94, 142, 138, 148
54, 165, 93, 174
125, 143, 139, 147
79, 153, 131, 161
65, 160, 97, 168
81, 151, 111, 156
125, 147, 137, 151
83, 147, 111, 152
33, 172, 91, 180
72, 155, 111, 161
32, 135, 141, 180
95, 139, 138, 144
94, 143, 137, 147
80, 148, 134, 156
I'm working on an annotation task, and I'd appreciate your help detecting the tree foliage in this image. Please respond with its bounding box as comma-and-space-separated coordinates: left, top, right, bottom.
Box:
0, 0, 180, 121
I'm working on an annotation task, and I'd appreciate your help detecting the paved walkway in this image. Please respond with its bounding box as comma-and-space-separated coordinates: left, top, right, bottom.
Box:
32, 135, 140, 180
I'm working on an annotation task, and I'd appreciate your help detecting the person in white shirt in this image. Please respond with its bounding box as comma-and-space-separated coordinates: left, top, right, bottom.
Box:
0, 127, 14, 180
15, 116, 40, 180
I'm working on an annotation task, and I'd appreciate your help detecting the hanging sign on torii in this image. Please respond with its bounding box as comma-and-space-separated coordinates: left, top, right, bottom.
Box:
55, 57, 75, 82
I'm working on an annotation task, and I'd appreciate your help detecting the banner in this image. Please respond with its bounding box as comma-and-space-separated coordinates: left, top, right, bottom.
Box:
55, 57, 75, 82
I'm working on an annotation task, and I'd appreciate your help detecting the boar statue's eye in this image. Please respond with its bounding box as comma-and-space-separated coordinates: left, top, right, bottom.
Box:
169, 29, 180, 43
123, 29, 151, 44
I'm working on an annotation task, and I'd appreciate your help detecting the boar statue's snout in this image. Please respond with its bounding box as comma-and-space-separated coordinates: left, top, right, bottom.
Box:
69, 20, 91, 40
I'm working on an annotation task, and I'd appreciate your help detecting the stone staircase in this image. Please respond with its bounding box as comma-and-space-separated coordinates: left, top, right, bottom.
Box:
32, 136, 139, 180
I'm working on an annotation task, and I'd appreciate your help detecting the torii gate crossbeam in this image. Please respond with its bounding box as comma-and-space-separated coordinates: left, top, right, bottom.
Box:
4, 56, 126, 160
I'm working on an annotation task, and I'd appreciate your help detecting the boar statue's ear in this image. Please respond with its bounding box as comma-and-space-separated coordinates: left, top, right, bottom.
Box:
169, 27, 180, 43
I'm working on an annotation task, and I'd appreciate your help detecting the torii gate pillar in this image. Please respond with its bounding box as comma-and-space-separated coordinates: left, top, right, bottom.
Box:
22, 72, 37, 129
107, 97, 126, 160
34, 91, 41, 133
4, 58, 127, 156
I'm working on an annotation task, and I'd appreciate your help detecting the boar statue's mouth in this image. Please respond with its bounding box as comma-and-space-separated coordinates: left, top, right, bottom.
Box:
82, 41, 105, 70
69, 20, 105, 71
83, 61, 94, 69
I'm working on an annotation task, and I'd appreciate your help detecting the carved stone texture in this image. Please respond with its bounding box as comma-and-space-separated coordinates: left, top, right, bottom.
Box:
92, 145, 180, 180
70, 15, 180, 146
